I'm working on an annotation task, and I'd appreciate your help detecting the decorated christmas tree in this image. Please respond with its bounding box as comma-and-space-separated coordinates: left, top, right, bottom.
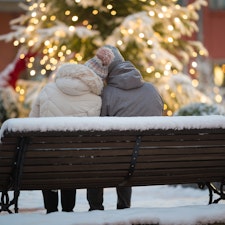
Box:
1, 0, 219, 122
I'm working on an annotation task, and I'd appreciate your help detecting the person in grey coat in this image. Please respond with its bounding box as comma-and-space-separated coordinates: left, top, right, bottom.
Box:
85, 45, 164, 210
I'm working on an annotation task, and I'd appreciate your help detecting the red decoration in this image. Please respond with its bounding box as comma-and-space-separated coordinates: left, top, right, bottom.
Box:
0, 50, 37, 88
8, 51, 36, 88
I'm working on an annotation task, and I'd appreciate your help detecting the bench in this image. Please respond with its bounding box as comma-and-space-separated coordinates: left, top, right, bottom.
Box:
0, 115, 225, 213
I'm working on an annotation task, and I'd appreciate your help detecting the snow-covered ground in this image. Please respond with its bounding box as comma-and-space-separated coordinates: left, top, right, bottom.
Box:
1, 185, 225, 225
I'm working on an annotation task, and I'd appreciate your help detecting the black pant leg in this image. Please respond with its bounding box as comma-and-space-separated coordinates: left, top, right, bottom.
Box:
42, 190, 58, 213
116, 186, 132, 209
87, 188, 104, 211
61, 189, 76, 212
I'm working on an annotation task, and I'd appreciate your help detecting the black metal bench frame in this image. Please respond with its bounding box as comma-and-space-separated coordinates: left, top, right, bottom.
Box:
0, 116, 225, 213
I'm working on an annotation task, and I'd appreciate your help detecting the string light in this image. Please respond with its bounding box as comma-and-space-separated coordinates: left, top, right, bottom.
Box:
192, 79, 199, 87
147, 39, 153, 46
50, 15, 56, 21
167, 25, 174, 31
30, 70, 36, 76
150, 1, 155, 6
65, 10, 70, 16
139, 33, 145, 38
107, 4, 113, 10
13, 40, 19, 46
92, 10, 98, 15
111, 10, 117, 16
167, 37, 173, 43
149, 11, 155, 17
158, 13, 164, 18
117, 40, 123, 46
41, 15, 47, 21
215, 94, 222, 103
72, 16, 78, 22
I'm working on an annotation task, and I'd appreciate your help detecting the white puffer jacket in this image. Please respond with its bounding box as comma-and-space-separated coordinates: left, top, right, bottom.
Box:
29, 63, 103, 117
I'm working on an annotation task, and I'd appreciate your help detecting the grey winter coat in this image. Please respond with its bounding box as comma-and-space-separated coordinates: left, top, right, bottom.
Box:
101, 61, 163, 116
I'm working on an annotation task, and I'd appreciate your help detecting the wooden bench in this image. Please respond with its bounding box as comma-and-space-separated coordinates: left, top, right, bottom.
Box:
0, 116, 225, 213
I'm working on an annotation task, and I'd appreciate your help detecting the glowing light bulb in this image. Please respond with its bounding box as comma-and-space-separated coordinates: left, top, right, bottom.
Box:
13, 40, 19, 46
69, 26, 75, 32
30, 70, 36, 76
107, 4, 113, 9
167, 25, 174, 31
65, 10, 71, 15
92, 10, 98, 15
72, 16, 78, 21
168, 37, 173, 43
139, 33, 145, 38
149, 11, 155, 17
41, 15, 47, 21
192, 61, 197, 68
192, 79, 199, 87
155, 72, 161, 78
150, 1, 155, 6
161, 6, 167, 12
41, 69, 46, 75
215, 94, 222, 103
20, 37, 25, 43
111, 10, 117, 15
83, 20, 88, 26
167, 110, 173, 116
174, 17, 180, 23
158, 13, 164, 18
31, 12, 37, 17
147, 40, 153, 46
117, 40, 123, 46
128, 29, 134, 34
50, 15, 56, 21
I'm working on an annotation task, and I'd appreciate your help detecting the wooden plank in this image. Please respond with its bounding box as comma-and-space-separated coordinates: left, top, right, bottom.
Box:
29, 135, 137, 143
139, 146, 225, 155
25, 149, 133, 158
137, 154, 225, 162
23, 156, 131, 165
22, 163, 130, 173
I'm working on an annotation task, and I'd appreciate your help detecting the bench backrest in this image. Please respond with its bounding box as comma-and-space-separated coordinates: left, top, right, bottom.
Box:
0, 116, 225, 191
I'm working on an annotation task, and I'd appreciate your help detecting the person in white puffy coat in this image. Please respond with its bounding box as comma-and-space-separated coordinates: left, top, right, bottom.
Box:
29, 63, 104, 213
29, 63, 103, 118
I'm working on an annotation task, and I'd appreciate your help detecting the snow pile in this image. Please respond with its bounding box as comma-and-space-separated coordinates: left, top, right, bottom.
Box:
1, 205, 225, 225
1, 115, 225, 141
0, 186, 225, 225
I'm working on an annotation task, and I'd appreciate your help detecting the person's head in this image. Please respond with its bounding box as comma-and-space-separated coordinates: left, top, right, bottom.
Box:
85, 45, 124, 79
56, 63, 103, 95
104, 45, 125, 74
85, 46, 114, 80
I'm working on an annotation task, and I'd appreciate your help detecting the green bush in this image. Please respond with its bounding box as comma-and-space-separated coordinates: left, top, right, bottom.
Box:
174, 102, 225, 116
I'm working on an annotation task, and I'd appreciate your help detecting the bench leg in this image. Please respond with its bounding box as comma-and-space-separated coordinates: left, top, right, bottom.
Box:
1, 137, 29, 214
201, 182, 225, 204
0, 191, 13, 213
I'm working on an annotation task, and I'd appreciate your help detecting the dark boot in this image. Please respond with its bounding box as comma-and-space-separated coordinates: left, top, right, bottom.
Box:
116, 187, 131, 209
61, 189, 76, 212
42, 190, 58, 213
87, 188, 104, 211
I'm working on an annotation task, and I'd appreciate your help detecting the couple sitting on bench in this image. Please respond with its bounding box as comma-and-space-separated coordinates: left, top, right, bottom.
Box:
28, 45, 163, 213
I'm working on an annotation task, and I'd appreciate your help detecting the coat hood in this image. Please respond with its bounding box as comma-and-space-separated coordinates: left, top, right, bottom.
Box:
55, 63, 103, 96
106, 61, 144, 90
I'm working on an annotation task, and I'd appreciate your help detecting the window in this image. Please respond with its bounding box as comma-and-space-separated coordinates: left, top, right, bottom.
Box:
214, 64, 225, 87
209, 0, 225, 10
